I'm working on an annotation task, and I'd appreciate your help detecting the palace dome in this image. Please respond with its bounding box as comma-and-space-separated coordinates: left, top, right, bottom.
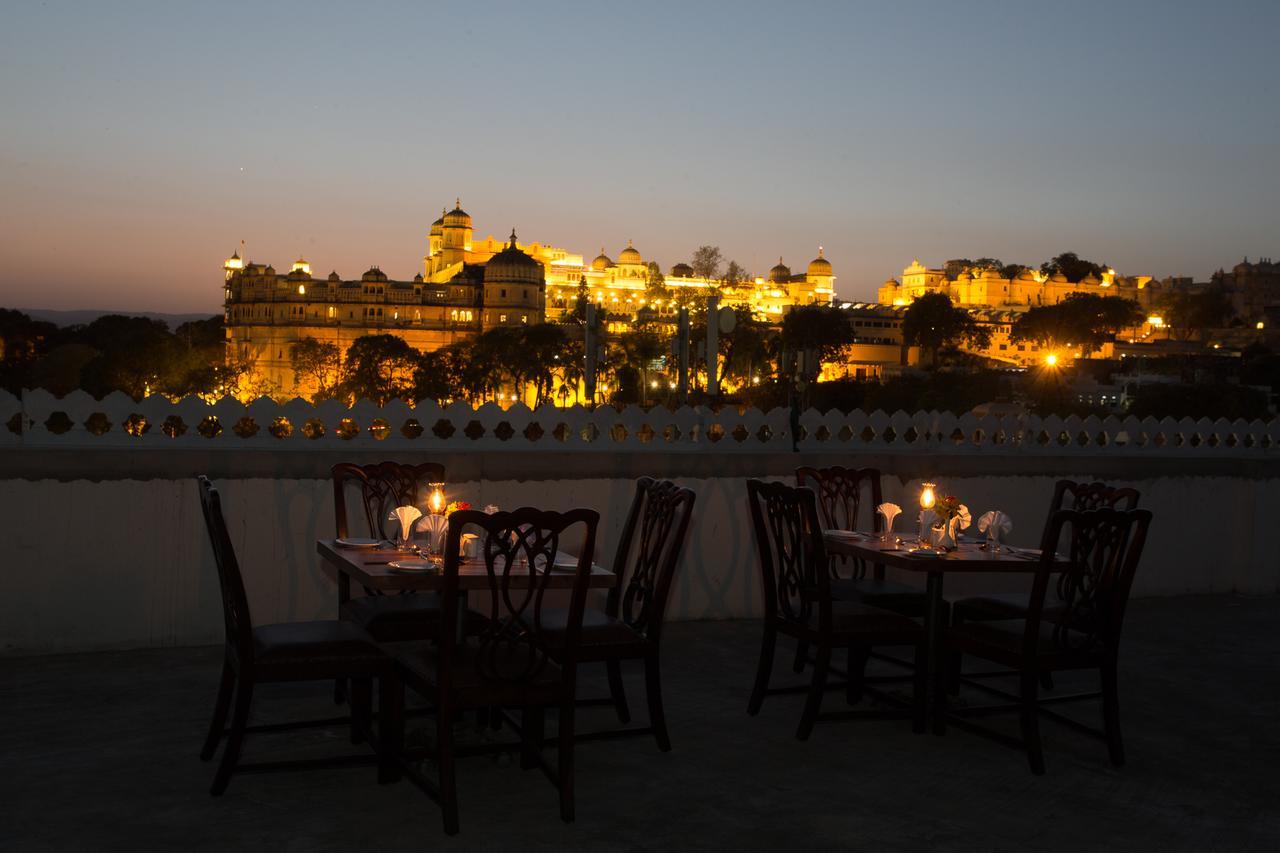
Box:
769, 258, 791, 283
807, 248, 832, 276
670, 262, 694, 278
1049, 272, 1069, 283
618, 240, 642, 265
429, 208, 445, 236
328, 271, 341, 282
442, 200, 471, 228
592, 249, 614, 272
362, 266, 388, 282
484, 230, 544, 285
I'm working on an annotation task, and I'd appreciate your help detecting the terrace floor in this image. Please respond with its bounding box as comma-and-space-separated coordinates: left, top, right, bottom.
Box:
2, 595, 1277, 852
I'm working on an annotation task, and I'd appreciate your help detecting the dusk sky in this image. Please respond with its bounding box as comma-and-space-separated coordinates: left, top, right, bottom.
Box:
2, 0, 1277, 314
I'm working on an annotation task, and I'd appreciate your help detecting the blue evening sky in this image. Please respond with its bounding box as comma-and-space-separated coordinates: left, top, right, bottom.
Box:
1, 0, 1277, 312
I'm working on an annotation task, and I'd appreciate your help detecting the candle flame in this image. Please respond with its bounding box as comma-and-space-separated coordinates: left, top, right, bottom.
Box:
920, 482, 936, 510
429, 486, 445, 515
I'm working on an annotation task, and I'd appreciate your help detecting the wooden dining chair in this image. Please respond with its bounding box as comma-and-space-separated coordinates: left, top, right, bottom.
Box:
330, 462, 447, 707
794, 466, 932, 679
942, 506, 1152, 774
332, 461, 448, 641
383, 506, 599, 834
949, 480, 1141, 692
745, 479, 927, 740
540, 477, 696, 751
196, 476, 397, 796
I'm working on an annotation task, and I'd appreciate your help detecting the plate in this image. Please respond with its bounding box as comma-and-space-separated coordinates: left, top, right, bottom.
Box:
905, 549, 942, 559
336, 537, 381, 548
387, 560, 436, 573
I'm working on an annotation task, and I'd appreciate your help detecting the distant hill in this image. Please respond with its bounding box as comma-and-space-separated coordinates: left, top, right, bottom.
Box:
15, 308, 220, 328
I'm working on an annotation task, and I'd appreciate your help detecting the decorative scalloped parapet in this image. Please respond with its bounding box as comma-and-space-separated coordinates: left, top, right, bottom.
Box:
0, 389, 1274, 456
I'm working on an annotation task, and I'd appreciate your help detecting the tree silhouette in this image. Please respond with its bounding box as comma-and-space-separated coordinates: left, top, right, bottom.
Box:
902, 293, 991, 366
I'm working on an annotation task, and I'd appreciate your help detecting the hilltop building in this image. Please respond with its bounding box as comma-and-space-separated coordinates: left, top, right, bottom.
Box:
223, 202, 836, 398
878, 260, 1159, 312
421, 202, 834, 321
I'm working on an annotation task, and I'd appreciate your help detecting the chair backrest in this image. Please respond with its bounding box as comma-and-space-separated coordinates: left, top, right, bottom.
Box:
331, 461, 446, 539
197, 476, 253, 660
1027, 507, 1153, 659
747, 479, 830, 631
607, 478, 697, 642
1048, 479, 1140, 519
795, 466, 883, 533
439, 507, 599, 686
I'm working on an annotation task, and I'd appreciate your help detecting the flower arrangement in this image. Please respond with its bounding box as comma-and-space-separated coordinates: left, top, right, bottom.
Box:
931, 494, 971, 530
445, 500, 471, 516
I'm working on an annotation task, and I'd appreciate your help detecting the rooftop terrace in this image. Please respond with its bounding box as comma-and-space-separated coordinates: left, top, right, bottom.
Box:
2, 595, 1275, 852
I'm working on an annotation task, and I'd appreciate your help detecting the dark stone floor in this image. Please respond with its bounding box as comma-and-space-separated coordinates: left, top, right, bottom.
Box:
2, 595, 1277, 852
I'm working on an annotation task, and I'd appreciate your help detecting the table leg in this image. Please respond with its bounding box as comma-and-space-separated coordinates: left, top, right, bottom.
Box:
925, 570, 946, 735
338, 571, 351, 615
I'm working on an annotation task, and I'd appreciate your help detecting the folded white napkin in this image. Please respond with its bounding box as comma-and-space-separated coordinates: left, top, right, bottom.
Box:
877, 502, 902, 534
952, 504, 972, 532
918, 508, 937, 530
393, 505, 422, 541
416, 512, 449, 539
977, 510, 1012, 540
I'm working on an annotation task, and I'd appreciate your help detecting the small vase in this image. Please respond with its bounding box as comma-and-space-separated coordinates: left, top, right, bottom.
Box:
928, 524, 957, 552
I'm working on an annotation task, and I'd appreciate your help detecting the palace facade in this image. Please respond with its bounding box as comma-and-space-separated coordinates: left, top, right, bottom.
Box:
223, 202, 836, 397
877, 260, 1159, 312
421, 201, 834, 321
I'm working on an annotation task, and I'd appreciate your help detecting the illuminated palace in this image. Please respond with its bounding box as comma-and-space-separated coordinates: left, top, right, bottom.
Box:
421, 202, 834, 322
877, 260, 1157, 311
223, 202, 835, 395
871, 259, 1168, 367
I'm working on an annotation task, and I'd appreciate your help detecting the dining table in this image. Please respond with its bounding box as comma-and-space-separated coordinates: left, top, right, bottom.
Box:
316, 538, 616, 613
822, 531, 1070, 733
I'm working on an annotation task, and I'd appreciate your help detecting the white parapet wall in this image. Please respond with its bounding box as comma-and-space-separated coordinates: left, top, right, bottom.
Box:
1, 390, 1277, 654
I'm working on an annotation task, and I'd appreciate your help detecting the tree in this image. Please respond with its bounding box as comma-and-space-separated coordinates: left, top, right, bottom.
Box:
337, 334, 418, 404
617, 326, 666, 406
412, 346, 466, 403
781, 305, 856, 379
723, 260, 748, 290
1158, 285, 1232, 342
719, 306, 772, 388
902, 293, 992, 366
0, 309, 60, 393
1012, 293, 1143, 356
518, 323, 571, 406
690, 245, 723, 282
644, 261, 671, 308
289, 337, 344, 400
1039, 252, 1108, 283
76, 315, 180, 399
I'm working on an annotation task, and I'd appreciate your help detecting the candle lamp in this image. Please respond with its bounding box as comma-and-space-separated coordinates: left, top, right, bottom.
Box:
918, 482, 937, 545
428, 483, 446, 516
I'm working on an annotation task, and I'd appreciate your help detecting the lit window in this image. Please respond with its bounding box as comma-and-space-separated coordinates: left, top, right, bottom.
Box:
500, 314, 508, 323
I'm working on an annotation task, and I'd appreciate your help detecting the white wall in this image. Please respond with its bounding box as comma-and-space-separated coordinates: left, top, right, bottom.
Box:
2, 470, 1275, 655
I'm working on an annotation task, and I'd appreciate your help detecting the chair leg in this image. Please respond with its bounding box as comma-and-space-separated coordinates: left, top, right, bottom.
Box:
558, 699, 576, 823
1020, 671, 1045, 775
378, 674, 404, 785
644, 652, 671, 752
796, 642, 831, 741
210, 677, 253, 796
350, 677, 373, 744
605, 658, 631, 724
912, 641, 929, 734
846, 644, 870, 705
747, 625, 777, 716
1101, 660, 1125, 767
437, 707, 459, 835
200, 658, 236, 761
521, 705, 545, 770
792, 639, 810, 673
